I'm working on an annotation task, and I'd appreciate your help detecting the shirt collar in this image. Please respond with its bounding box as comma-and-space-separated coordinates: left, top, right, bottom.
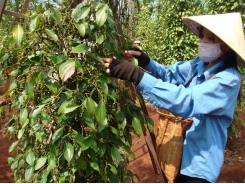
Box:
196, 59, 225, 80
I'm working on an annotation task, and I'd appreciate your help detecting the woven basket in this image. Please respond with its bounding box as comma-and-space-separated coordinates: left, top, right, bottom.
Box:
156, 109, 192, 183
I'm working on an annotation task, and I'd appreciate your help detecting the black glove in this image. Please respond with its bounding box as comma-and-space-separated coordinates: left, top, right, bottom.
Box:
127, 47, 150, 67
109, 58, 144, 85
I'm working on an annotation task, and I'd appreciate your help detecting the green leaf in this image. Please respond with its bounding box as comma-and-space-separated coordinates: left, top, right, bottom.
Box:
71, 5, 90, 22
45, 29, 58, 42
26, 151, 35, 166
13, 24, 24, 45
81, 137, 93, 151
11, 160, 18, 170
86, 97, 96, 116
35, 156, 47, 170
147, 118, 154, 133
64, 142, 74, 162
95, 102, 106, 124
25, 166, 34, 181
9, 140, 19, 152
52, 128, 64, 143
40, 172, 47, 183
132, 117, 142, 136
9, 82, 17, 91
108, 163, 117, 175
42, 97, 53, 104
71, 44, 89, 53
17, 128, 25, 139
97, 75, 111, 83
18, 159, 25, 169
108, 171, 118, 182
89, 162, 100, 172
58, 176, 66, 183
124, 145, 136, 159
111, 146, 120, 163
75, 60, 83, 73
74, 22, 86, 36
96, 3, 109, 27
60, 104, 80, 114
102, 83, 108, 102
143, 0, 148, 5
73, 132, 85, 145
36, 131, 45, 142
23, 120, 30, 130
105, 39, 111, 51
48, 153, 56, 171
54, 0, 63, 4
98, 143, 106, 157
83, 110, 95, 128
59, 59, 75, 82
77, 156, 86, 170
120, 117, 127, 130
9, 69, 19, 76
25, 82, 34, 99
89, 139, 98, 152
111, 126, 118, 136
30, 104, 45, 118
20, 108, 28, 125
98, 124, 106, 132
87, 53, 103, 63
58, 100, 70, 114
96, 34, 104, 44
48, 54, 63, 64
8, 157, 15, 164
51, 8, 63, 29
101, 83, 108, 95
30, 14, 41, 32
45, 80, 58, 93
107, 15, 115, 29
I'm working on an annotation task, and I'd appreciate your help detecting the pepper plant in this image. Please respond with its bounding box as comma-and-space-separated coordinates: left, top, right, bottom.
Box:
1, 1, 153, 182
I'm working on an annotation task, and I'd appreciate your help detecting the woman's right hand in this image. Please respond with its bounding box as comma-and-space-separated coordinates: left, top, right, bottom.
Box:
125, 48, 150, 67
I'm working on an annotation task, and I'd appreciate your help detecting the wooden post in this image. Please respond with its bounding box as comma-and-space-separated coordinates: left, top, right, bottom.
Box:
23, 0, 30, 13
0, 0, 7, 20
0, 0, 30, 21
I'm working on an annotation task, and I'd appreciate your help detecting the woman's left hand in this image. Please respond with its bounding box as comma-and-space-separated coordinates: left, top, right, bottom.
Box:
100, 57, 144, 85
101, 58, 113, 74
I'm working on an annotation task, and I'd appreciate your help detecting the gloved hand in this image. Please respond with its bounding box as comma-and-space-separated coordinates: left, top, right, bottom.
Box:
125, 47, 150, 67
102, 58, 144, 85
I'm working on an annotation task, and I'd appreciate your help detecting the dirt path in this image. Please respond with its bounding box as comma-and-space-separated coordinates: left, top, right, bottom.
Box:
0, 109, 14, 183
0, 107, 245, 183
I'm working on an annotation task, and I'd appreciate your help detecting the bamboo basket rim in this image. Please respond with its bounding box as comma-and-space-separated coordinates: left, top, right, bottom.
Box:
156, 109, 183, 121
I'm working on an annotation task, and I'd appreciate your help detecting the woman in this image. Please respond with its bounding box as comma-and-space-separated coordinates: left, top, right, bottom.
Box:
102, 13, 245, 183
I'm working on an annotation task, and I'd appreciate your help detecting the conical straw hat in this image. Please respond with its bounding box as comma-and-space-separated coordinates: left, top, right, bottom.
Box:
183, 12, 245, 67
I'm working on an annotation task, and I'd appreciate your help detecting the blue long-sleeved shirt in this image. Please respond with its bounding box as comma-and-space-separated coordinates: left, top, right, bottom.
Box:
136, 56, 241, 182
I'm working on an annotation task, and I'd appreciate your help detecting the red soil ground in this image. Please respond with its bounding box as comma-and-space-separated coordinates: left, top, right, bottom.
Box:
0, 106, 245, 183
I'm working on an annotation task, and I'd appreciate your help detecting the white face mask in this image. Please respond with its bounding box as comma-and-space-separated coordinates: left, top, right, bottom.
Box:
198, 42, 223, 63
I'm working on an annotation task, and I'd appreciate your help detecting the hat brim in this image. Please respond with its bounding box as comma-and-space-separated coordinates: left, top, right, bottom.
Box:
183, 18, 200, 37
183, 14, 245, 67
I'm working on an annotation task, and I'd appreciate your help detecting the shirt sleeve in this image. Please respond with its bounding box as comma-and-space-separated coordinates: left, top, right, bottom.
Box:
143, 57, 199, 85
136, 67, 241, 119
